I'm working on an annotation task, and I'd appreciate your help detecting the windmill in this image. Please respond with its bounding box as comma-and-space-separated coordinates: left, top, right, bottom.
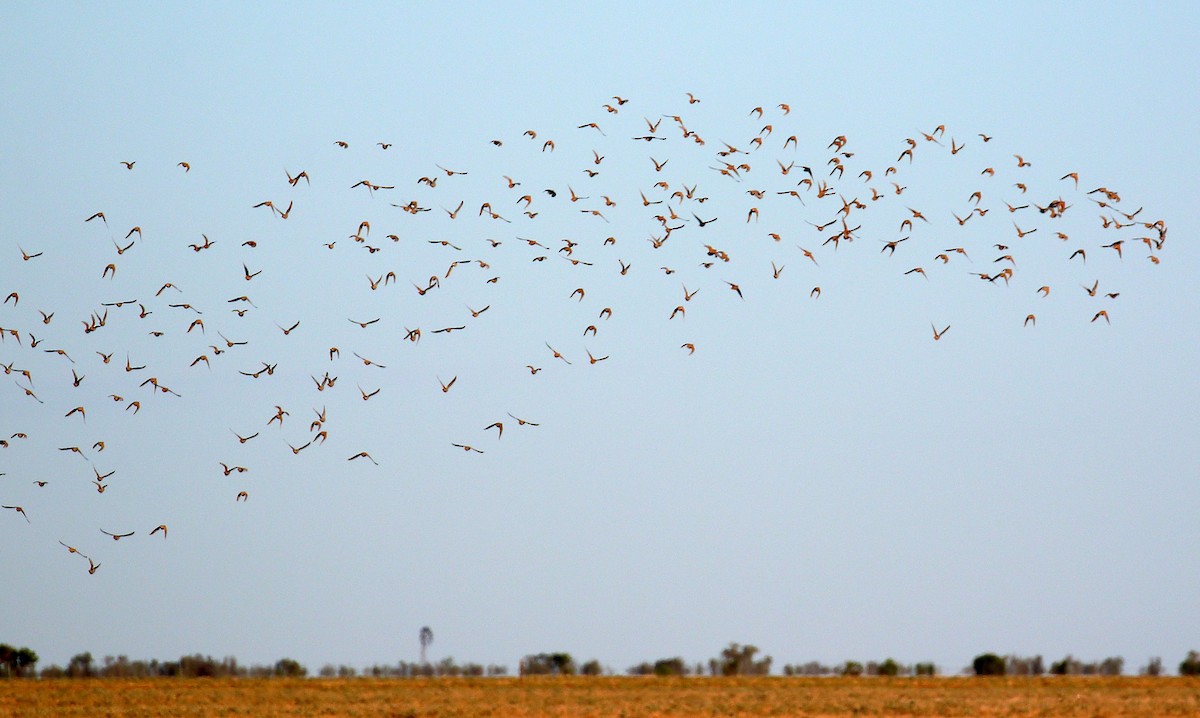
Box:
419, 626, 433, 664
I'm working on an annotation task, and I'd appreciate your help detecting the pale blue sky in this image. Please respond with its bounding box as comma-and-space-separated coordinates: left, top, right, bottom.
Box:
1, 2, 1197, 673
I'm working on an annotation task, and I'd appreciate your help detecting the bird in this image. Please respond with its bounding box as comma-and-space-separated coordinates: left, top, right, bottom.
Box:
931, 323, 951, 341
101, 529, 135, 540
2, 505, 30, 523
546, 343, 571, 364
452, 443, 484, 454
348, 452, 379, 465
150, 525, 168, 538
58, 540, 85, 556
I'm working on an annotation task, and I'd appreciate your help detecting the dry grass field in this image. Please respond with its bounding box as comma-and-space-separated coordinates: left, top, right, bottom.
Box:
2, 676, 1199, 717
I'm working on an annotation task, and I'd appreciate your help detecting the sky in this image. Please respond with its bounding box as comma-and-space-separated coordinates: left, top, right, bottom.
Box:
1, 2, 1197, 674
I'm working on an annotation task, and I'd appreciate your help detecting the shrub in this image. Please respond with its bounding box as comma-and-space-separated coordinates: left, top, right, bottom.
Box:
972, 653, 1006, 676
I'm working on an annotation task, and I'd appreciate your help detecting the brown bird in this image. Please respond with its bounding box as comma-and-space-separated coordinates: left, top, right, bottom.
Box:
681, 343, 696, 355
150, 525, 168, 538
546, 343, 571, 364
507, 412, 540, 427
348, 452, 379, 465
1092, 310, 1110, 324
2, 505, 30, 523
485, 422, 504, 438
58, 540, 85, 555
451, 443, 484, 454
101, 529, 134, 540
438, 376, 457, 393
931, 323, 951, 341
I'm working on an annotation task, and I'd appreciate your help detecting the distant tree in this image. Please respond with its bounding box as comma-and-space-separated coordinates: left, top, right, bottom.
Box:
0, 645, 35, 678
521, 653, 576, 676
1140, 657, 1163, 676
1180, 651, 1200, 676
1004, 655, 1044, 676
784, 661, 835, 676
972, 653, 1006, 676
550, 653, 575, 675
0, 644, 13, 678
273, 658, 307, 677
1049, 655, 1082, 676
876, 658, 900, 677
840, 661, 863, 677
419, 626, 433, 664
653, 658, 688, 676
67, 652, 95, 678
714, 643, 771, 676
580, 659, 604, 676
40, 664, 66, 679
914, 662, 937, 676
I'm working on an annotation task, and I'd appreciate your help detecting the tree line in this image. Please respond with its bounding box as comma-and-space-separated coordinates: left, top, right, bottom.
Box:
4, 642, 1199, 679
970, 652, 1200, 677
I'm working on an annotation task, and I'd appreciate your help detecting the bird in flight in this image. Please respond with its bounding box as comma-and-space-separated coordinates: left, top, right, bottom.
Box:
2, 505, 30, 523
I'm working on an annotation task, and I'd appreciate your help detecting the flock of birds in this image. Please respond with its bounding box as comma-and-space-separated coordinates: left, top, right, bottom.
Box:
1, 93, 1167, 575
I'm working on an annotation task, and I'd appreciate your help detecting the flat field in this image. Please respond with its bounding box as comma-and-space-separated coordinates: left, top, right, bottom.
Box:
2, 676, 1198, 717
